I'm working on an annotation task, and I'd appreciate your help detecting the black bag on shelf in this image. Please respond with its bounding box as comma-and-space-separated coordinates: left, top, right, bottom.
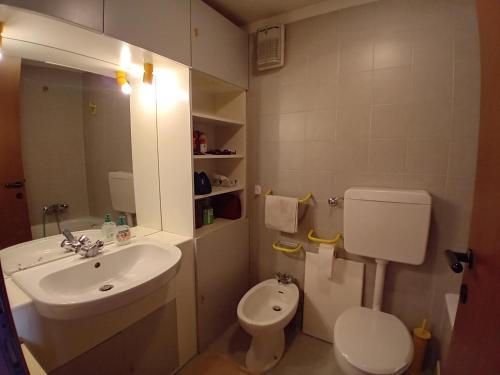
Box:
194, 172, 212, 195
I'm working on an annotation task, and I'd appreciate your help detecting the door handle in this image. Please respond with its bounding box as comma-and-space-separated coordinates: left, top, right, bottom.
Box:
4, 181, 24, 189
445, 249, 474, 273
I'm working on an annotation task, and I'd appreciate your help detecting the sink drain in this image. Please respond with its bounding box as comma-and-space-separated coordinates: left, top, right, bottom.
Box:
272, 305, 282, 312
99, 284, 114, 292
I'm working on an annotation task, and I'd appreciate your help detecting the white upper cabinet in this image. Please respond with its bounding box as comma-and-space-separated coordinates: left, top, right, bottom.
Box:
191, 0, 248, 89
104, 0, 191, 66
1, 0, 104, 31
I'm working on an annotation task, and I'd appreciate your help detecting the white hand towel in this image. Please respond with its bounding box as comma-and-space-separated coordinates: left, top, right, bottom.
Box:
265, 195, 299, 233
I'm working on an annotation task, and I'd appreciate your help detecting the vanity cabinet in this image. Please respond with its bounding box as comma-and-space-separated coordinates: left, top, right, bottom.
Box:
103, 0, 191, 66
0, 0, 104, 31
191, 0, 248, 89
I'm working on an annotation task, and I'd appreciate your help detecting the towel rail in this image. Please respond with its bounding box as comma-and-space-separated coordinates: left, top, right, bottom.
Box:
272, 241, 302, 253
307, 229, 342, 244
265, 190, 313, 204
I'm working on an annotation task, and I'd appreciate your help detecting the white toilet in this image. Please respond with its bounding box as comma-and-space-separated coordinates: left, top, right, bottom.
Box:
237, 279, 299, 372
108, 171, 136, 225
334, 187, 432, 375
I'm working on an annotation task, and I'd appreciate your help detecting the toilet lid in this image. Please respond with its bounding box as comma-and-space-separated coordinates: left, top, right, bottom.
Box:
334, 307, 413, 375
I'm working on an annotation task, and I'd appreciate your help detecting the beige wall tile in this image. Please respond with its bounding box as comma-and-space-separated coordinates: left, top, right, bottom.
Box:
409, 100, 452, 140
374, 29, 413, 69
278, 142, 305, 170
406, 140, 450, 174
305, 141, 334, 171
371, 104, 409, 139
339, 30, 374, 73
338, 103, 371, 139
368, 139, 407, 173
306, 110, 336, 142
373, 66, 412, 105
279, 112, 307, 141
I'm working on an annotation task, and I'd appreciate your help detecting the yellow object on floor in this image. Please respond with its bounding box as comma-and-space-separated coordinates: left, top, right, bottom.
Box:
181, 352, 258, 375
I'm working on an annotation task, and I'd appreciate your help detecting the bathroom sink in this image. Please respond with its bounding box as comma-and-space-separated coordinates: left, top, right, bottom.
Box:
11, 238, 182, 320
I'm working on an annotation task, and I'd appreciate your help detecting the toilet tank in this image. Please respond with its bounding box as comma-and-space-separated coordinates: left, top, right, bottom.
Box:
344, 187, 431, 265
108, 171, 136, 214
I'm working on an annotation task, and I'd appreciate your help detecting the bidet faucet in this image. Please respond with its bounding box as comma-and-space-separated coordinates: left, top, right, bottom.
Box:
61, 229, 104, 258
275, 272, 293, 284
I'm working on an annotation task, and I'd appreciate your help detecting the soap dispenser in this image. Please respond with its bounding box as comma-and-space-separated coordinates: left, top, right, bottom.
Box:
101, 213, 116, 242
115, 215, 131, 245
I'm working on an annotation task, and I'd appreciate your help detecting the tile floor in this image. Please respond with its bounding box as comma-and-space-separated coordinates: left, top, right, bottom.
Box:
181, 322, 344, 375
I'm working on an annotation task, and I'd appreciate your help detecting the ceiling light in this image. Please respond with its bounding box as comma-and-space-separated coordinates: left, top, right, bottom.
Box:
116, 70, 132, 95
143, 63, 154, 85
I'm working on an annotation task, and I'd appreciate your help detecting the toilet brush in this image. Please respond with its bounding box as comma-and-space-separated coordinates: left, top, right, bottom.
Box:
408, 319, 431, 374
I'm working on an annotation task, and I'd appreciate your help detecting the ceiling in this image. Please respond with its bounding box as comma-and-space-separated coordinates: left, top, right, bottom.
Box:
202, 0, 329, 26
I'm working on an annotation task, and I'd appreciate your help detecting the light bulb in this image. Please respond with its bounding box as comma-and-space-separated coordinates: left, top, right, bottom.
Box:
121, 82, 132, 95
0, 50, 3, 60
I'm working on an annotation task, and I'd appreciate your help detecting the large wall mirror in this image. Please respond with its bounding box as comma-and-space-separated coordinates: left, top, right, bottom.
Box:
21, 59, 134, 238
0, 37, 163, 250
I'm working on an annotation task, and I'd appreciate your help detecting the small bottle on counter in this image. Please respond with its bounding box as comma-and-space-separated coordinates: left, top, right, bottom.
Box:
202, 201, 214, 225
101, 213, 117, 242
115, 215, 131, 245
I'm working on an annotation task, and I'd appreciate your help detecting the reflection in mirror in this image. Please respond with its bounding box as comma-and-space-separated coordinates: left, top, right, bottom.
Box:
19, 60, 135, 239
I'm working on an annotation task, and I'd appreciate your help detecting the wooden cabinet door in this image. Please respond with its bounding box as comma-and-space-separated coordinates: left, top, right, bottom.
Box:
191, 0, 248, 89
0, 0, 104, 31
104, 0, 190, 66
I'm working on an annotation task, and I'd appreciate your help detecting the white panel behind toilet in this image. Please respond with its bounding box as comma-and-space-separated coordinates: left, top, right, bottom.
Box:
303, 249, 364, 343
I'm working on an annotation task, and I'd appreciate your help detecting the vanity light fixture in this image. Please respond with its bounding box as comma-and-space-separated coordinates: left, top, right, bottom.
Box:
143, 63, 154, 85
116, 70, 132, 95
0, 22, 4, 60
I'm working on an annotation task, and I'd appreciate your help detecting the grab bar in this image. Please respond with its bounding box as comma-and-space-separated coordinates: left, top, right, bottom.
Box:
265, 190, 313, 204
307, 229, 342, 244
272, 240, 302, 253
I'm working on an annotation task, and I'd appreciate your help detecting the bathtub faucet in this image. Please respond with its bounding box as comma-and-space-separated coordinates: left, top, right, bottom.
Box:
61, 229, 104, 258
275, 272, 293, 284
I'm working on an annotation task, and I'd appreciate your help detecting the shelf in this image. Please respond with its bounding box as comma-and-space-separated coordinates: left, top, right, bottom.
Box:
192, 111, 244, 127
195, 217, 243, 237
193, 154, 244, 160
194, 185, 244, 200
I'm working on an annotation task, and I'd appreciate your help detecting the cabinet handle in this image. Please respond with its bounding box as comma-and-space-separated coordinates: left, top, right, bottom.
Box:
193, 27, 199, 37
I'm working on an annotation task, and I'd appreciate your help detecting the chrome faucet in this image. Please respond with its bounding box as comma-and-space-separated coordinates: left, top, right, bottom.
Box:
275, 272, 293, 284
61, 229, 104, 258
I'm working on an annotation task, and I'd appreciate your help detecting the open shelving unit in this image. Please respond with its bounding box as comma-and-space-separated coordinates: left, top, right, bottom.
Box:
191, 70, 246, 237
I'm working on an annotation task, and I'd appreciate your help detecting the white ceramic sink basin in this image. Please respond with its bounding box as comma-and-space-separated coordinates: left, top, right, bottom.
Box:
12, 238, 182, 320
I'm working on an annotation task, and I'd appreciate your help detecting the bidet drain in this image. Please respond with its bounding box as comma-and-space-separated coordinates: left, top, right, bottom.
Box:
272, 305, 282, 312
99, 284, 114, 292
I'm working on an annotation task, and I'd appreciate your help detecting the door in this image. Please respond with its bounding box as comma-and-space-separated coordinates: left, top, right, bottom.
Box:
443, 1, 500, 374
0, 56, 31, 249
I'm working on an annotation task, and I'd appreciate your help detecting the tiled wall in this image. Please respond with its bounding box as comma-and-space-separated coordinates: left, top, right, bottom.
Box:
82, 73, 133, 222
21, 64, 90, 225
247, 0, 480, 360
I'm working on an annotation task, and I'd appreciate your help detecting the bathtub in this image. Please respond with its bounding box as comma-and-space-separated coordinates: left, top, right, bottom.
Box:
31, 216, 102, 240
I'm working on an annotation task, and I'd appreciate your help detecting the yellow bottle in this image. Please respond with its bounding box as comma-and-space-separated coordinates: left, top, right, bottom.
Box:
408, 319, 432, 374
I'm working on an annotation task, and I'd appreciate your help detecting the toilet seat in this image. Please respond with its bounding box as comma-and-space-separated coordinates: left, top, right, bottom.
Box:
334, 307, 413, 375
